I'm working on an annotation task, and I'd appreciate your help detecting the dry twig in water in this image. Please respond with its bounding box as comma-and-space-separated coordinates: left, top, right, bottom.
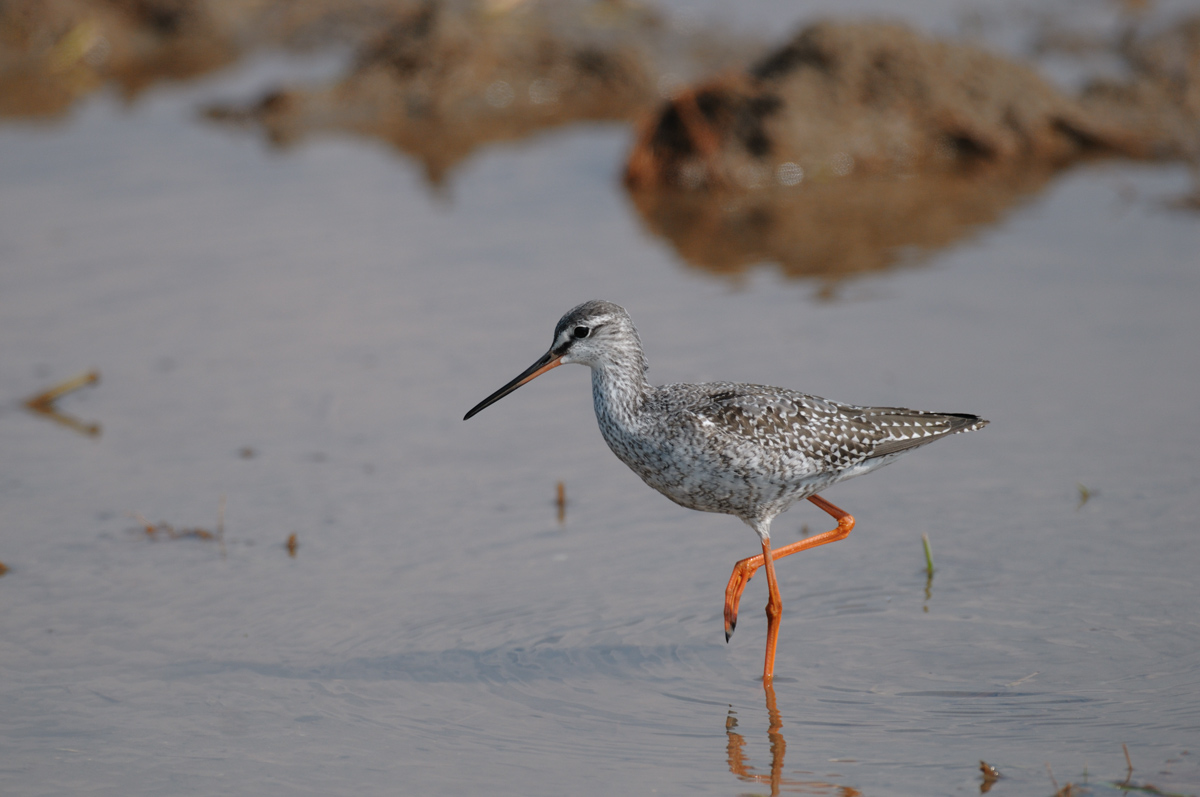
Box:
23, 370, 101, 436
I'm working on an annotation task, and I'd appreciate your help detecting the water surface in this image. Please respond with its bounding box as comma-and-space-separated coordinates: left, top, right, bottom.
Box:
2, 5, 1199, 796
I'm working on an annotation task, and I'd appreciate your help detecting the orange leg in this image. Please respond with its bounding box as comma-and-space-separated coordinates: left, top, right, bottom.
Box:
760, 538, 782, 683
724, 495, 856, 645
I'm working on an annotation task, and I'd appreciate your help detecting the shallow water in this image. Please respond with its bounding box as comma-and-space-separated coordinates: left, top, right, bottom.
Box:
2, 5, 1200, 796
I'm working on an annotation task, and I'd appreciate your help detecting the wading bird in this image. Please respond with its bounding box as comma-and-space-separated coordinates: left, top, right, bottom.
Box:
464, 300, 986, 683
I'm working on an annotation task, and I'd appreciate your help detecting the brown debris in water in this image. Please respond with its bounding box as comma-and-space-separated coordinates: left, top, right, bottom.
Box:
623, 18, 1200, 282
134, 513, 218, 541
980, 760, 1001, 793
23, 369, 101, 437
132, 497, 227, 557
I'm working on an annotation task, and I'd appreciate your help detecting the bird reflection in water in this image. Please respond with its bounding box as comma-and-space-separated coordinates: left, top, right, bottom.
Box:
726, 684, 861, 797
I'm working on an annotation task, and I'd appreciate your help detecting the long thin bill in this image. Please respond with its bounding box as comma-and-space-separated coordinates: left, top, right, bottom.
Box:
463, 350, 563, 420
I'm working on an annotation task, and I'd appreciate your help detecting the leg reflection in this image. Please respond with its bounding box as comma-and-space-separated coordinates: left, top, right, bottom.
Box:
725, 683, 861, 796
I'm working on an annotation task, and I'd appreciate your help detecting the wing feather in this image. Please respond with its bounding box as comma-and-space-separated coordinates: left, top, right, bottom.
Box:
681, 384, 986, 469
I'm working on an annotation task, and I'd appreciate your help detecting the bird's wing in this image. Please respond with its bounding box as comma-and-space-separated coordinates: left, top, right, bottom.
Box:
684, 384, 984, 468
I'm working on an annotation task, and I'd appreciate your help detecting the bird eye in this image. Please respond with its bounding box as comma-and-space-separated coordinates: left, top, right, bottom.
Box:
573, 326, 590, 339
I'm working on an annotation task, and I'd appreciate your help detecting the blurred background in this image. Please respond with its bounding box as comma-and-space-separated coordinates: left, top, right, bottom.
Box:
2, 1, 1198, 794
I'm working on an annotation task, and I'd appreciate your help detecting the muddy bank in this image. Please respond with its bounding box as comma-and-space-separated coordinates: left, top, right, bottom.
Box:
5, 2, 1196, 283
625, 19, 1198, 188
1, 0, 239, 117
623, 17, 1199, 280
1, 0, 754, 179
0, 0, 391, 118
208, 2, 661, 184
203, 1, 754, 184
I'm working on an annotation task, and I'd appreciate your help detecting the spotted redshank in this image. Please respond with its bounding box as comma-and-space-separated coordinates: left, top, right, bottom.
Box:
464, 300, 987, 683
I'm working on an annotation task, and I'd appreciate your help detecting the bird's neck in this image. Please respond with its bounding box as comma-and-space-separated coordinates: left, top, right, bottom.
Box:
590, 349, 651, 428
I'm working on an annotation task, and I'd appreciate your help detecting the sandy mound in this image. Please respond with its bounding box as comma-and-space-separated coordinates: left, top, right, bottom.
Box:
208, 1, 664, 184
625, 19, 1198, 190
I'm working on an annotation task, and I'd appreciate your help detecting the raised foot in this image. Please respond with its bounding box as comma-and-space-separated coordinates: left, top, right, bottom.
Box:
721, 495, 856, 644
724, 553, 764, 641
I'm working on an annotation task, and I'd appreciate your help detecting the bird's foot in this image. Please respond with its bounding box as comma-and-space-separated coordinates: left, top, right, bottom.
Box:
724, 554, 763, 641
